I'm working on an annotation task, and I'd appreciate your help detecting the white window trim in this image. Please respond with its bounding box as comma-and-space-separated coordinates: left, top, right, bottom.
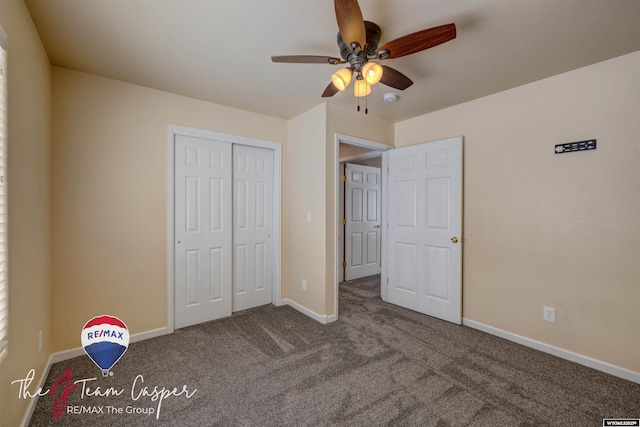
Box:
0, 23, 8, 364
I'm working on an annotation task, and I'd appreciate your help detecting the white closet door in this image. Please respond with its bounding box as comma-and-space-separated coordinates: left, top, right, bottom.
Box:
175, 135, 232, 328
345, 163, 381, 280
386, 136, 462, 324
233, 145, 274, 312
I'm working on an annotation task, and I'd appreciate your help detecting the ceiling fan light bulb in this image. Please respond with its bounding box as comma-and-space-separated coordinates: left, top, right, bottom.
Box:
331, 68, 352, 91
353, 79, 371, 97
362, 62, 383, 85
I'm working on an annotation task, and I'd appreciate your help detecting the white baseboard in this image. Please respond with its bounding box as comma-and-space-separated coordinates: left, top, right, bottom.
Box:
49, 346, 85, 364
462, 318, 640, 384
282, 298, 334, 324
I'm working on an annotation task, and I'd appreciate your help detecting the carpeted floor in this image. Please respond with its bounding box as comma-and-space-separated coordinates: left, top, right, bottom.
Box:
28, 275, 640, 426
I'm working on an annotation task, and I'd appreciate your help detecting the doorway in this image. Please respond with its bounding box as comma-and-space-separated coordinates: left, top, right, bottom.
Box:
167, 124, 282, 332
334, 133, 390, 316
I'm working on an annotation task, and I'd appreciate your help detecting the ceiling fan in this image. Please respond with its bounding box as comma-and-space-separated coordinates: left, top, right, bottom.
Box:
271, 0, 456, 104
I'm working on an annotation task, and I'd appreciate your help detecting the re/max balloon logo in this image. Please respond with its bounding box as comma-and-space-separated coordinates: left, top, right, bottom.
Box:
81, 315, 130, 377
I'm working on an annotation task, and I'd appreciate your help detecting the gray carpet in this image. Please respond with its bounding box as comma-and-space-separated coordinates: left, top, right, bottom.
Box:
28, 276, 640, 426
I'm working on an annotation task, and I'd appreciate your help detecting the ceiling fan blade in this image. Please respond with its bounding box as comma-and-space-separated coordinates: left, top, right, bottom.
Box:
380, 66, 413, 90
271, 55, 341, 64
322, 82, 339, 97
322, 82, 339, 98
379, 23, 456, 59
334, 0, 366, 49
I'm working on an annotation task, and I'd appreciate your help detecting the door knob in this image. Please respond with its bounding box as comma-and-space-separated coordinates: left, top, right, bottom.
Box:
375, 224, 382, 228
450, 237, 458, 243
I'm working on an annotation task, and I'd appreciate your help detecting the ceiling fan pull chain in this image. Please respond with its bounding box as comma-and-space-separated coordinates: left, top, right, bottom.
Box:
365, 92, 368, 114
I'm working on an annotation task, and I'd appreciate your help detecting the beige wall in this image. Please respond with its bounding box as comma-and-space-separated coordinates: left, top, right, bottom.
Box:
348, 156, 382, 168
284, 104, 328, 315
338, 143, 373, 160
395, 51, 640, 373
0, 1, 52, 426
51, 67, 286, 351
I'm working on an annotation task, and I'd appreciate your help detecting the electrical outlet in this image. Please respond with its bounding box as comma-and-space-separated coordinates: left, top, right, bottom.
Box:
38, 330, 43, 352
301, 279, 307, 291
543, 306, 556, 323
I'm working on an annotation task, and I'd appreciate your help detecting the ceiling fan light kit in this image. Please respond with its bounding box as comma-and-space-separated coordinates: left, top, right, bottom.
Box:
272, 0, 457, 113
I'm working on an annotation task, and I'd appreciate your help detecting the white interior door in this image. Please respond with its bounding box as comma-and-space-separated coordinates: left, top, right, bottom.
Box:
233, 145, 274, 312
345, 163, 381, 280
175, 134, 232, 328
386, 136, 462, 324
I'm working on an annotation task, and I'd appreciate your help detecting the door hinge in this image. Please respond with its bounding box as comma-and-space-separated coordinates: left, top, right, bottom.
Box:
342, 261, 347, 268
342, 175, 347, 181
342, 219, 347, 225
386, 277, 389, 284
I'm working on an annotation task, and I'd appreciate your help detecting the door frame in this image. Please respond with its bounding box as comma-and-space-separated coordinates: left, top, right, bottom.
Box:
167, 124, 282, 333
333, 133, 391, 320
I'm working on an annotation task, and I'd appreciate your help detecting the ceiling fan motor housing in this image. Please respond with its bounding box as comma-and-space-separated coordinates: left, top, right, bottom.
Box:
337, 21, 382, 72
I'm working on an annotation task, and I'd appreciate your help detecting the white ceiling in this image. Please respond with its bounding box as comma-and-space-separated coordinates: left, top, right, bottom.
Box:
25, 0, 640, 122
